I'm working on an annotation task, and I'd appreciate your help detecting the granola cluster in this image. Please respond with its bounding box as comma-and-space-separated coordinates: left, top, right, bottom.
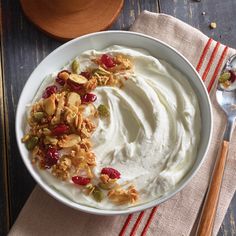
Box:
22, 53, 138, 205
219, 69, 236, 88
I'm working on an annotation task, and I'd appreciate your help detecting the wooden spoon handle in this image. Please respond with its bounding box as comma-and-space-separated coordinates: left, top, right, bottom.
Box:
196, 140, 229, 236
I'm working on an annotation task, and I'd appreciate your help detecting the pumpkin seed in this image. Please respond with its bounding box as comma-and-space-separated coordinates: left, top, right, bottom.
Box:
93, 66, 110, 76
92, 186, 104, 202
26, 136, 39, 150
98, 104, 109, 117
219, 71, 231, 83
71, 59, 80, 74
33, 112, 45, 121
44, 135, 58, 145
21, 134, 30, 143
98, 182, 115, 190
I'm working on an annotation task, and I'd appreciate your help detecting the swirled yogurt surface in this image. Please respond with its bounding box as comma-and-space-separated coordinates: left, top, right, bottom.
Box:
34, 45, 201, 209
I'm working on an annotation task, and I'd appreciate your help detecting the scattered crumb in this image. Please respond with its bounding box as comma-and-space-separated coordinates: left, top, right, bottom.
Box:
210, 22, 217, 29
201, 11, 206, 15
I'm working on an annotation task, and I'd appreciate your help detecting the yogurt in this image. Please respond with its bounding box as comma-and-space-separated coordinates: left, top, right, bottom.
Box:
36, 45, 201, 209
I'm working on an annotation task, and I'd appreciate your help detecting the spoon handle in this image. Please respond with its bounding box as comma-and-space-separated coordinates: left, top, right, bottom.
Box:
196, 140, 229, 236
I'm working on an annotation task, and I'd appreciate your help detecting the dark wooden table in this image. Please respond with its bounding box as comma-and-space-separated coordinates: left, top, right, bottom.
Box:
1, 1, 236, 235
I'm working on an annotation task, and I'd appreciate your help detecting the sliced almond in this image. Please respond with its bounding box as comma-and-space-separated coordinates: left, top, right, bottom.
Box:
51, 92, 66, 125
64, 106, 77, 125
74, 112, 83, 130
58, 134, 81, 148
68, 74, 88, 85
67, 92, 81, 107
43, 95, 56, 115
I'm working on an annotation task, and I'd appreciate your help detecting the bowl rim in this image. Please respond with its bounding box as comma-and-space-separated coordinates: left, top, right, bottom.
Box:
15, 30, 213, 215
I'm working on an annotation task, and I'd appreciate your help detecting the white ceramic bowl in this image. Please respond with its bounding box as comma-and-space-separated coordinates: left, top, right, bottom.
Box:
16, 31, 212, 215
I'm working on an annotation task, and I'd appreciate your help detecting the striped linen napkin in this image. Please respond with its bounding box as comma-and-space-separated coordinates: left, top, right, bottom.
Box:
9, 11, 236, 236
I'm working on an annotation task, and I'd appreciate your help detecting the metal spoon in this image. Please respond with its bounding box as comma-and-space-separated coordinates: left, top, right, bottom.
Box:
196, 55, 236, 236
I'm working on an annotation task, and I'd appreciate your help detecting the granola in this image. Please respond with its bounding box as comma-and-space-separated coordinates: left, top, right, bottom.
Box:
219, 68, 236, 89
22, 52, 139, 206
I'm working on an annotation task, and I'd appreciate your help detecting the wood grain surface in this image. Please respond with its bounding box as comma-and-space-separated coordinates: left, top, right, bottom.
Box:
0, 0, 235, 235
160, 0, 236, 48
0, 30, 9, 235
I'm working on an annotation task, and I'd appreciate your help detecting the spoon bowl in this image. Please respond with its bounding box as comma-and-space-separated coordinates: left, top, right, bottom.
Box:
216, 55, 236, 141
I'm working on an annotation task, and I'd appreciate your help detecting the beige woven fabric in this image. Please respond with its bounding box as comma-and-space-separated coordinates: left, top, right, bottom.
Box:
9, 12, 236, 236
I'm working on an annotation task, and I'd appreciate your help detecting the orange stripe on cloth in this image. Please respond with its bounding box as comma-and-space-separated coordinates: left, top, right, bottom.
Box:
140, 206, 158, 236
130, 211, 145, 236
119, 214, 133, 236
207, 46, 229, 92
202, 41, 221, 81
196, 38, 213, 72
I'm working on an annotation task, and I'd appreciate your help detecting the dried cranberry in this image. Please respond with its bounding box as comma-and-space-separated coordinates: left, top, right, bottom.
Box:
45, 147, 59, 168
80, 71, 92, 80
72, 176, 91, 186
101, 54, 116, 68
52, 124, 69, 136
230, 70, 236, 83
101, 167, 121, 179
56, 77, 66, 86
42, 85, 58, 99
81, 93, 97, 103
